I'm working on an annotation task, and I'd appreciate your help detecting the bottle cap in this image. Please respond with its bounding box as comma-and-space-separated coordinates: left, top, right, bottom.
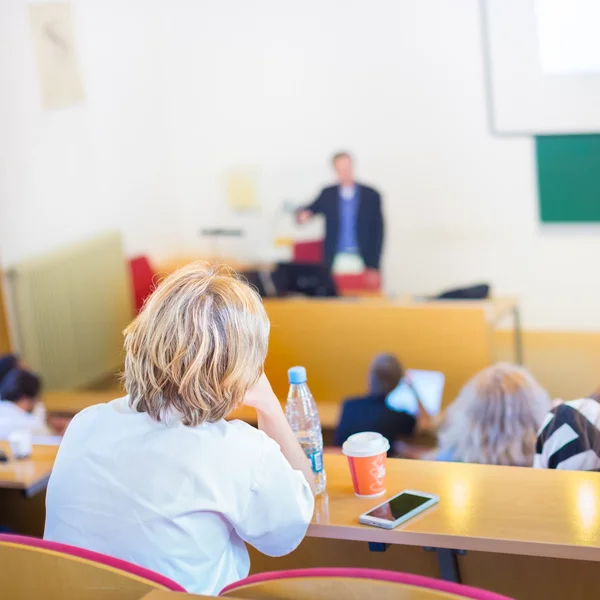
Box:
288, 366, 307, 384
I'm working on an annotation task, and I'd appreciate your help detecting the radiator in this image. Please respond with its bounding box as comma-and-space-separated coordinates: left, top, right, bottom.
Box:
7, 232, 134, 390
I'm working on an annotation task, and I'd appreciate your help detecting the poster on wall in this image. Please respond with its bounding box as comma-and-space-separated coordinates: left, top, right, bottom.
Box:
225, 168, 259, 211
29, 2, 84, 108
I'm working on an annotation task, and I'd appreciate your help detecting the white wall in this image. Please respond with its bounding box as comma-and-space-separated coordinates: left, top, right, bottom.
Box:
485, 0, 600, 134
0, 0, 179, 265
2, 0, 600, 330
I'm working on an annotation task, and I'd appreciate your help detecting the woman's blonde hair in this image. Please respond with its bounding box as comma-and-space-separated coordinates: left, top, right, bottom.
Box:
438, 363, 550, 466
123, 262, 269, 426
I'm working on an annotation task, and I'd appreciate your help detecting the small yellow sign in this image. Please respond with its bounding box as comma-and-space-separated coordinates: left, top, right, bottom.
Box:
225, 169, 258, 211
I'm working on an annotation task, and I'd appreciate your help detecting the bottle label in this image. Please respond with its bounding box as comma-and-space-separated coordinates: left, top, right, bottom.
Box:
309, 450, 324, 473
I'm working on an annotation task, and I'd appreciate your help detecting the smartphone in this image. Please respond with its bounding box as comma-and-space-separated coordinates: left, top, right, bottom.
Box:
358, 490, 439, 529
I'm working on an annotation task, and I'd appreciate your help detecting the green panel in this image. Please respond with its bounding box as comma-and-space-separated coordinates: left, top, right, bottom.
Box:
536, 134, 600, 222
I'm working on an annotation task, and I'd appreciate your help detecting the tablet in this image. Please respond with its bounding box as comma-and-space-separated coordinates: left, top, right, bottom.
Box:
385, 369, 445, 417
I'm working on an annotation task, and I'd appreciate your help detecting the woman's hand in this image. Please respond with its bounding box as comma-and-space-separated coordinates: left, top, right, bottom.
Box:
248, 373, 317, 495
244, 373, 281, 415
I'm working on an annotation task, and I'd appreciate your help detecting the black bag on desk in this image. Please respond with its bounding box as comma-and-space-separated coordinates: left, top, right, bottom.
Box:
435, 283, 490, 300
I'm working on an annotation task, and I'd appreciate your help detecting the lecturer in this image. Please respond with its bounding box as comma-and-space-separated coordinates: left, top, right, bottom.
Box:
297, 152, 384, 287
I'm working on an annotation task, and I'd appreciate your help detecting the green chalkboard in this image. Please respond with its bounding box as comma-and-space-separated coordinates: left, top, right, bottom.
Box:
536, 134, 600, 222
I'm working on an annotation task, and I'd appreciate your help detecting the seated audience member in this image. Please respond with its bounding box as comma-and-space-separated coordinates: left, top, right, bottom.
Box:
0, 368, 50, 439
334, 354, 426, 449
437, 363, 550, 466
0, 354, 19, 384
44, 264, 315, 595
535, 397, 600, 471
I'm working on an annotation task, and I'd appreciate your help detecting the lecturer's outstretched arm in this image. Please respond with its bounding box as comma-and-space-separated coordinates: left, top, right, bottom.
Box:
296, 191, 325, 225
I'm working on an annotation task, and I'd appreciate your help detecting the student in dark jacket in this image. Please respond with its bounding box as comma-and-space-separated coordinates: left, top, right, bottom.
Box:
297, 152, 384, 289
334, 354, 417, 450
0, 354, 19, 386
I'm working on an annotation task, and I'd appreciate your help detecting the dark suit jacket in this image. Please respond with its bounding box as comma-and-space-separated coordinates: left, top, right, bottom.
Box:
306, 184, 384, 269
333, 394, 417, 451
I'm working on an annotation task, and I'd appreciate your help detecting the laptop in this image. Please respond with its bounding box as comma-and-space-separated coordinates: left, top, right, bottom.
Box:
385, 369, 445, 417
272, 262, 338, 298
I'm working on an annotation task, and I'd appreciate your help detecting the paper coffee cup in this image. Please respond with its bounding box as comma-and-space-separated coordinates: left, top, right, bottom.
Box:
342, 432, 390, 497
8, 430, 33, 459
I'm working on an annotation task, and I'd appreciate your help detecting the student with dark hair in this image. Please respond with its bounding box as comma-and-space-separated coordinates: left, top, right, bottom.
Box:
334, 354, 422, 450
0, 354, 19, 385
0, 368, 49, 439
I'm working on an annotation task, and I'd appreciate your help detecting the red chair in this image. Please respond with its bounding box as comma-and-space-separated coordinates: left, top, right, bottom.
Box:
293, 240, 324, 264
220, 568, 515, 600
335, 272, 381, 294
129, 255, 158, 313
292, 241, 381, 294
0, 534, 185, 599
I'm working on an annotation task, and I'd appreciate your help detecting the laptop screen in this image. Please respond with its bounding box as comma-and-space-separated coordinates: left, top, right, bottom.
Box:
385, 369, 445, 417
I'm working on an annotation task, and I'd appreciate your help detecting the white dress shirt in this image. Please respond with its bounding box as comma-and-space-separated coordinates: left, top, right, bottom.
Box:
0, 400, 50, 439
44, 396, 314, 594
340, 184, 356, 200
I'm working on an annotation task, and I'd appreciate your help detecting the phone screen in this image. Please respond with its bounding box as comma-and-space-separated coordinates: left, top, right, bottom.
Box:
365, 492, 431, 522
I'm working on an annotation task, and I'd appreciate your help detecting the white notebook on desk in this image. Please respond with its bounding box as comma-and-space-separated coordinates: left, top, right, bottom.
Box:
385, 369, 445, 417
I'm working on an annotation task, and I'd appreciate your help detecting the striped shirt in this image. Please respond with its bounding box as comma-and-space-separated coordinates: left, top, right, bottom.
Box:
534, 398, 600, 471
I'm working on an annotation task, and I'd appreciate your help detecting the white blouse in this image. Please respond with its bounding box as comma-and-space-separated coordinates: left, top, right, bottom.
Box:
44, 396, 314, 594
0, 400, 50, 439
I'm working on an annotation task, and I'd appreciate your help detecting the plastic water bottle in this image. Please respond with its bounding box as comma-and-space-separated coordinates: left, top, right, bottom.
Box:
286, 366, 327, 494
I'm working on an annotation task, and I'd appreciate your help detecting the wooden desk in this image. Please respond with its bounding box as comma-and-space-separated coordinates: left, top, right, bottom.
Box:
46, 294, 520, 414
1, 443, 598, 599
229, 402, 340, 429
44, 389, 122, 415
312, 455, 600, 568
43, 390, 342, 429
4, 439, 599, 565
263, 296, 520, 407
0, 442, 58, 497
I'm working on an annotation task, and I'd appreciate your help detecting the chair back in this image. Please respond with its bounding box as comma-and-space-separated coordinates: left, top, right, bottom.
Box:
292, 241, 382, 295
334, 273, 382, 294
0, 534, 185, 600
293, 240, 323, 264
220, 568, 515, 600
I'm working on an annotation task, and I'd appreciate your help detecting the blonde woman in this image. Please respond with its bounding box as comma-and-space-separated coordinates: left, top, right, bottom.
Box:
437, 363, 551, 466
44, 264, 315, 594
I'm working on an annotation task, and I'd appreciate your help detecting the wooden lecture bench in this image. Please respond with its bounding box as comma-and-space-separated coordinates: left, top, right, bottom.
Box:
0, 442, 58, 498
250, 455, 600, 600
313, 455, 600, 563
6, 447, 598, 564
261, 295, 521, 408
157, 256, 521, 406
0, 442, 59, 536
43, 389, 340, 429
2, 445, 599, 599
44, 294, 520, 423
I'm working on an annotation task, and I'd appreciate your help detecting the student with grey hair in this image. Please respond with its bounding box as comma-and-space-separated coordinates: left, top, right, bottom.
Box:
437, 363, 551, 466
